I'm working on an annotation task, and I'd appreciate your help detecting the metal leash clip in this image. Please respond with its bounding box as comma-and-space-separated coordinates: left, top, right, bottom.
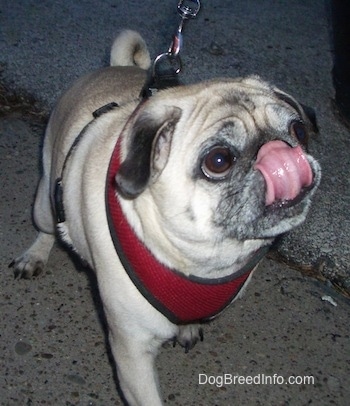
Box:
152, 0, 201, 79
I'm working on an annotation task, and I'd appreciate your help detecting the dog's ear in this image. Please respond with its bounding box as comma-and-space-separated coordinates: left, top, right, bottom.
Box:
298, 102, 318, 133
115, 105, 182, 198
274, 90, 318, 133
274, 90, 318, 151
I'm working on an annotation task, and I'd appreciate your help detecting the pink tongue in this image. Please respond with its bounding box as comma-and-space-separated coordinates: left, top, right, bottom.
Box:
254, 140, 313, 206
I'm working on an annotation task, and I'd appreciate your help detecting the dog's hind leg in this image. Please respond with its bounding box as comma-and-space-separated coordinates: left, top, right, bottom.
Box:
108, 328, 164, 406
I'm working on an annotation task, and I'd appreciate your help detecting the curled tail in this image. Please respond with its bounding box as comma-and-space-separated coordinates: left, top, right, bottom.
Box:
110, 30, 151, 70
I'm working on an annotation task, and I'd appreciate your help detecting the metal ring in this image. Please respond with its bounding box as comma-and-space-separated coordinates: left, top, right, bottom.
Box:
152, 53, 183, 77
177, 0, 201, 19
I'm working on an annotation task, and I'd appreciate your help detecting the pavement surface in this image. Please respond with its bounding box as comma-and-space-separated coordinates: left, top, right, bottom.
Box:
0, 1, 349, 405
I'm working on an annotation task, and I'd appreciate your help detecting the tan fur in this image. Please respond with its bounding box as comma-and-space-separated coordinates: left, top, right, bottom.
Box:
110, 29, 151, 69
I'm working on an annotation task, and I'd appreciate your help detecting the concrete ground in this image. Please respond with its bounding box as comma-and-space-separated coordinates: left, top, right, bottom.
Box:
0, 1, 349, 405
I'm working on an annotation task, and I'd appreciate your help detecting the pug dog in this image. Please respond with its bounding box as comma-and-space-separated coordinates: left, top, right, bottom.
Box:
10, 30, 321, 406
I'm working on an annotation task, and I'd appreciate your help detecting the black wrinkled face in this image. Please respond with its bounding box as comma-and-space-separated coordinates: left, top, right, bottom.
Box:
194, 100, 321, 240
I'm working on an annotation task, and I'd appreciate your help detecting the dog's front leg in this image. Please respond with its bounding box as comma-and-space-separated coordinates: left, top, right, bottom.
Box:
109, 328, 164, 406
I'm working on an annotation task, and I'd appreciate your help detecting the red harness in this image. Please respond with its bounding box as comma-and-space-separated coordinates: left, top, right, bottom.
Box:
106, 137, 269, 325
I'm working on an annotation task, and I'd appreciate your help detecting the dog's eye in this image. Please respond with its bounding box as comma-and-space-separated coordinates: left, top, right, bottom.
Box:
201, 147, 235, 179
290, 120, 308, 147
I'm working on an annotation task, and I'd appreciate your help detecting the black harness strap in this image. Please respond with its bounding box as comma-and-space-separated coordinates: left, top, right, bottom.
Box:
93, 102, 119, 118
54, 101, 120, 225
140, 71, 181, 99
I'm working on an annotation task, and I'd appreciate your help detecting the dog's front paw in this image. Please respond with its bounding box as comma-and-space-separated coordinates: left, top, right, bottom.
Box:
175, 325, 204, 353
9, 252, 45, 279
9, 233, 55, 279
